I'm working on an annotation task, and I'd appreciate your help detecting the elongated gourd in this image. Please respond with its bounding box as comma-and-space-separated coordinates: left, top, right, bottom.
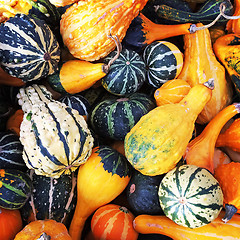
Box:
124, 79, 213, 176
178, 23, 233, 124
184, 103, 240, 173
133, 210, 240, 240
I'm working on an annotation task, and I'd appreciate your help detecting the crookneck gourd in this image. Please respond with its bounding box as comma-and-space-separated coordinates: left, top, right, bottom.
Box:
124, 79, 213, 176
178, 23, 233, 124
17, 84, 94, 178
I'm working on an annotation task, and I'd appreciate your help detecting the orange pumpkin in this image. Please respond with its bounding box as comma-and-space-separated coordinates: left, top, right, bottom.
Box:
91, 204, 138, 240
14, 219, 72, 240
6, 109, 24, 136
0, 207, 22, 240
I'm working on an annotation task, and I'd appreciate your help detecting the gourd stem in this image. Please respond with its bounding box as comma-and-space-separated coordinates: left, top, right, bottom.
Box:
191, 3, 240, 32
222, 204, 238, 223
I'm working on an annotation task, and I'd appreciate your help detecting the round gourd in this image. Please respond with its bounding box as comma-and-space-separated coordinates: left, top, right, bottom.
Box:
0, 13, 60, 82
0, 169, 32, 210
143, 41, 184, 88
90, 93, 156, 140
0, 131, 27, 170
102, 48, 146, 96
91, 204, 138, 240
158, 165, 223, 228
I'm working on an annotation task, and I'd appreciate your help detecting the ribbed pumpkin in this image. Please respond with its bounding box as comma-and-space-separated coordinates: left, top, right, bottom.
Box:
90, 93, 156, 141
60, 0, 148, 61
0, 13, 60, 82
0, 169, 32, 210
91, 204, 138, 240
0, 131, 26, 171
17, 84, 94, 178
178, 23, 233, 124
143, 41, 184, 88
124, 80, 213, 176
158, 165, 223, 228
102, 48, 146, 96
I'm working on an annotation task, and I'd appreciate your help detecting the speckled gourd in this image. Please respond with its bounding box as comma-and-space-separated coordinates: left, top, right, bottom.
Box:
17, 84, 94, 178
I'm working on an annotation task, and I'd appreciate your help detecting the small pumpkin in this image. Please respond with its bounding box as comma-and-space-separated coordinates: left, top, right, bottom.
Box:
158, 165, 223, 228
14, 219, 72, 240
6, 109, 24, 136
214, 162, 240, 222
91, 204, 138, 240
60, 0, 149, 61
124, 80, 213, 176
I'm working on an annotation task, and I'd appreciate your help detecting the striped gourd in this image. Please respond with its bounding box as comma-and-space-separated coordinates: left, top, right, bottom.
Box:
158, 165, 223, 228
143, 41, 183, 88
0, 169, 32, 210
90, 93, 156, 141
17, 84, 94, 178
102, 48, 146, 96
0, 131, 27, 171
0, 13, 60, 82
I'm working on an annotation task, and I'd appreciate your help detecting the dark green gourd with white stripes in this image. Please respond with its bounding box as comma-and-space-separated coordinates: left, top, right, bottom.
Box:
0, 14, 60, 82
90, 93, 156, 141
158, 165, 223, 228
102, 48, 146, 96
17, 84, 94, 178
0, 169, 32, 210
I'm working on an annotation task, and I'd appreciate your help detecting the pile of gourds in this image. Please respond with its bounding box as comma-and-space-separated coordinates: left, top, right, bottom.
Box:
0, 0, 240, 239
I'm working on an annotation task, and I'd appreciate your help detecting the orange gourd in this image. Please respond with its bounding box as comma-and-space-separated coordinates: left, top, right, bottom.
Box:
14, 219, 71, 240
0, 207, 23, 240
209, 25, 226, 44
60, 0, 148, 61
184, 103, 240, 173
6, 109, 24, 136
0, 67, 25, 87
226, 0, 240, 33
214, 162, 240, 222
69, 146, 131, 240
91, 204, 138, 240
178, 23, 233, 124
216, 118, 240, 152
154, 79, 191, 106
133, 210, 240, 239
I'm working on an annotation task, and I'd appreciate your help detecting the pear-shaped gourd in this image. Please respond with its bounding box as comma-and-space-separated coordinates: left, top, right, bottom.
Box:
17, 84, 94, 178
124, 80, 214, 176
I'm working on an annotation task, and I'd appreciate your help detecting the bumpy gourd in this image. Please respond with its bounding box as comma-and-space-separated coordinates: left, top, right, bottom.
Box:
17, 84, 94, 178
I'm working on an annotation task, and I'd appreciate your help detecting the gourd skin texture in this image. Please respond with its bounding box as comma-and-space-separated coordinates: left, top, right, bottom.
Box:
124, 82, 212, 176
178, 23, 232, 124
226, 0, 240, 34
60, 0, 148, 61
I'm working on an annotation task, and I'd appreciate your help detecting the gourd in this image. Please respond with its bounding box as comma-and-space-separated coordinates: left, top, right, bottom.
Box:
91, 204, 138, 240
21, 171, 76, 226
158, 165, 223, 228
14, 219, 72, 240
90, 93, 156, 141
154, 79, 191, 106
226, 0, 240, 33
0, 14, 60, 82
60, 0, 149, 61
69, 145, 132, 240
133, 210, 240, 239
6, 109, 24, 136
213, 33, 240, 97
0, 67, 25, 87
209, 25, 226, 44
143, 41, 184, 88
214, 162, 240, 222
184, 103, 240, 173
124, 80, 213, 176
0, 131, 26, 170
102, 48, 146, 96
0, 169, 32, 210
216, 118, 240, 152
17, 84, 94, 178
126, 170, 164, 215
177, 23, 233, 124
123, 13, 196, 52
154, 0, 234, 24
213, 148, 231, 169
0, 207, 23, 240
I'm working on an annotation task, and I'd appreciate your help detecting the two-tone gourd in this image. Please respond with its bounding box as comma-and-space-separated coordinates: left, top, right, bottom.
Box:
17, 84, 94, 178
